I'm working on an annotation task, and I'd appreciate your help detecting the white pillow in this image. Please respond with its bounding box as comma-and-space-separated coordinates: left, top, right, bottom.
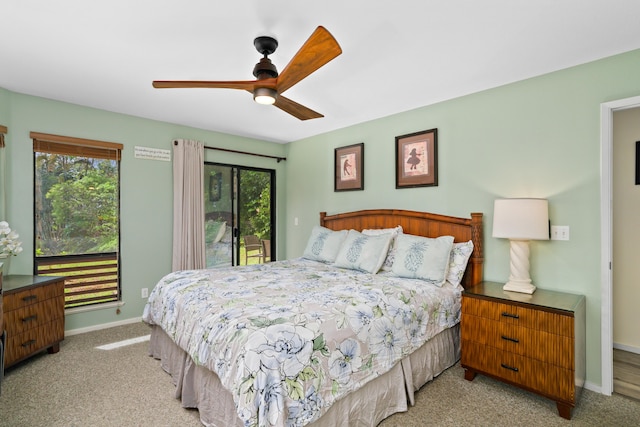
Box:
214, 222, 226, 243
334, 230, 393, 274
302, 226, 348, 263
205, 221, 227, 244
447, 240, 474, 287
362, 225, 403, 271
361, 225, 403, 237
391, 234, 454, 286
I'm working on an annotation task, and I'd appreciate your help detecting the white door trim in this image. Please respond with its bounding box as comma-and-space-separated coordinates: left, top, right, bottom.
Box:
600, 94, 640, 396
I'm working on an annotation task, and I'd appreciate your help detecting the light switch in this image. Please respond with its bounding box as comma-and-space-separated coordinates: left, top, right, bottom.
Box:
551, 225, 570, 241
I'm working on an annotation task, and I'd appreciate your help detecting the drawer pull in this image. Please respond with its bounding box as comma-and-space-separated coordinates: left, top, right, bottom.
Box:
500, 363, 519, 373
22, 315, 38, 323
501, 312, 519, 319
21, 339, 37, 348
22, 295, 38, 303
501, 335, 519, 343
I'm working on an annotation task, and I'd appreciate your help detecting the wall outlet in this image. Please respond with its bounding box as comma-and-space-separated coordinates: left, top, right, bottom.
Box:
551, 225, 570, 241
141, 288, 148, 298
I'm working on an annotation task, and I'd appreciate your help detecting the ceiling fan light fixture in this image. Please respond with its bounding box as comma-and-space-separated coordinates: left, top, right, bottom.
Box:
253, 87, 277, 105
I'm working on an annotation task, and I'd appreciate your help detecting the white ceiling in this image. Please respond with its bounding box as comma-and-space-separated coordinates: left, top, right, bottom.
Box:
2, 1, 639, 144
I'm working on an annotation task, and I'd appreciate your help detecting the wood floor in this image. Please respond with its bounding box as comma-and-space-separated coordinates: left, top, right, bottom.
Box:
613, 348, 640, 401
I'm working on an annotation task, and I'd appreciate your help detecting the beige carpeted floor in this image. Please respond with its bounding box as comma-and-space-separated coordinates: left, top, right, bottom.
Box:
1, 322, 639, 426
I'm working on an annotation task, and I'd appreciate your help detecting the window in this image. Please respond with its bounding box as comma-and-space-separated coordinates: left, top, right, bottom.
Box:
32, 132, 122, 309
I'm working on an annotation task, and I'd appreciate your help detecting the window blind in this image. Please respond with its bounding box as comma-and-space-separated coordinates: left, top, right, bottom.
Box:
31, 132, 123, 161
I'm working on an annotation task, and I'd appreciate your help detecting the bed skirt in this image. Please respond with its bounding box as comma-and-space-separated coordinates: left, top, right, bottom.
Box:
148, 324, 460, 427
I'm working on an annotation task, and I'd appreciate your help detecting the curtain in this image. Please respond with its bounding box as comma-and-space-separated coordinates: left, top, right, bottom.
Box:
172, 139, 206, 271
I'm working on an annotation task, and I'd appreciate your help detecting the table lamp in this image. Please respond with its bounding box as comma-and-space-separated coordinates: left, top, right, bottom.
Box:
492, 198, 549, 294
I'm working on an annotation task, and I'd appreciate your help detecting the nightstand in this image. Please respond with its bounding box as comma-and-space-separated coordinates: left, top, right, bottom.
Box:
461, 281, 586, 420
0, 267, 4, 394
2, 275, 66, 368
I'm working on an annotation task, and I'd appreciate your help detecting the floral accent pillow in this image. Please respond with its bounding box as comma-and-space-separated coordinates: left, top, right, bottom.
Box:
302, 226, 348, 263
447, 240, 474, 287
391, 234, 454, 286
333, 230, 393, 274
362, 225, 403, 271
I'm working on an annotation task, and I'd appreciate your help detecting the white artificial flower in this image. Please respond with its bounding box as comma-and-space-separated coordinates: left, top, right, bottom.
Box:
0, 221, 23, 257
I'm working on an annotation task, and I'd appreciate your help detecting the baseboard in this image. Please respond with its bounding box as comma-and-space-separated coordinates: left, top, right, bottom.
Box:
577, 344, 639, 395
613, 342, 640, 355
584, 380, 601, 394
65, 317, 143, 337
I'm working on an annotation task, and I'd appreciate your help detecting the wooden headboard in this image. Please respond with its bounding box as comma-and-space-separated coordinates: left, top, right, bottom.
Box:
320, 209, 483, 288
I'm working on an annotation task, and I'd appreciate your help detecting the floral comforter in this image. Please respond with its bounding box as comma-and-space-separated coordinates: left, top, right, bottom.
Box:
142, 258, 462, 427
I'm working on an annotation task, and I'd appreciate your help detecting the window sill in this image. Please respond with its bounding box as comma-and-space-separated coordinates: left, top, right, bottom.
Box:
65, 300, 126, 315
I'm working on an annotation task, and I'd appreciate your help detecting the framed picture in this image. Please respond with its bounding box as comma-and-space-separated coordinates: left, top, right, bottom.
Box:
335, 143, 364, 191
636, 141, 640, 185
209, 172, 222, 201
395, 128, 438, 188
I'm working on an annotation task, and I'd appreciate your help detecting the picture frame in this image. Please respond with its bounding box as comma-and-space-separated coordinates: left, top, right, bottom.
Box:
335, 143, 364, 191
395, 128, 438, 188
636, 141, 640, 185
209, 172, 222, 201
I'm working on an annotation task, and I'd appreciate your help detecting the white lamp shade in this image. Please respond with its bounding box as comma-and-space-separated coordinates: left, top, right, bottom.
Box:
492, 198, 549, 241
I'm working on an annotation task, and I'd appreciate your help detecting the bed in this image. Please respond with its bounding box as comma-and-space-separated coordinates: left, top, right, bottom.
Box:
143, 209, 483, 427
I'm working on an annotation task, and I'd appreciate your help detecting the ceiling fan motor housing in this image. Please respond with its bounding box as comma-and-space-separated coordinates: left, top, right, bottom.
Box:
253, 36, 279, 79
253, 57, 278, 79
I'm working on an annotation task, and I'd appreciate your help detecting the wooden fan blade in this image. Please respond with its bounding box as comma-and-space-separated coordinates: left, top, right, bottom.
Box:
276, 26, 342, 94
152, 78, 277, 90
274, 96, 323, 120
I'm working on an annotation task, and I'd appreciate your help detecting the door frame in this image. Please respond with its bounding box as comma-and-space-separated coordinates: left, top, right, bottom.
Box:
236, 165, 276, 264
600, 94, 640, 395
204, 161, 276, 267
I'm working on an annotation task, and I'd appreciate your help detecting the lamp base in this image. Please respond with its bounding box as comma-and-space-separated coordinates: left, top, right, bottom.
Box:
503, 280, 536, 294
502, 239, 537, 294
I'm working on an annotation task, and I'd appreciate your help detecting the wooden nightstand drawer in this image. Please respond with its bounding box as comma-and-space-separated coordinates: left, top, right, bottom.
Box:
461, 313, 574, 369
6, 321, 65, 365
3, 296, 65, 335
462, 340, 575, 402
462, 296, 575, 337
4, 285, 48, 312
3, 280, 64, 311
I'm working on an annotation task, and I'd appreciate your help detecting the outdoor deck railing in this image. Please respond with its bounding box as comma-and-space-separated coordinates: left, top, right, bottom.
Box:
36, 252, 119, 308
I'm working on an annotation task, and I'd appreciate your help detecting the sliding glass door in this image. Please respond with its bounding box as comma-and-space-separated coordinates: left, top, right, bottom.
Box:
204, 163, 275, 268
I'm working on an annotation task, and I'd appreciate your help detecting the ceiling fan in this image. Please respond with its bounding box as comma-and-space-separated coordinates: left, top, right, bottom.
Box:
153, 26, 342, 121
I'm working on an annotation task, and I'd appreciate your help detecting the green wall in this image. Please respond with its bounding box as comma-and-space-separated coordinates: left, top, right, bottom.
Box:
284, 48, 640, 388
3, 48, 640, 388
0, 92, 286, 332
